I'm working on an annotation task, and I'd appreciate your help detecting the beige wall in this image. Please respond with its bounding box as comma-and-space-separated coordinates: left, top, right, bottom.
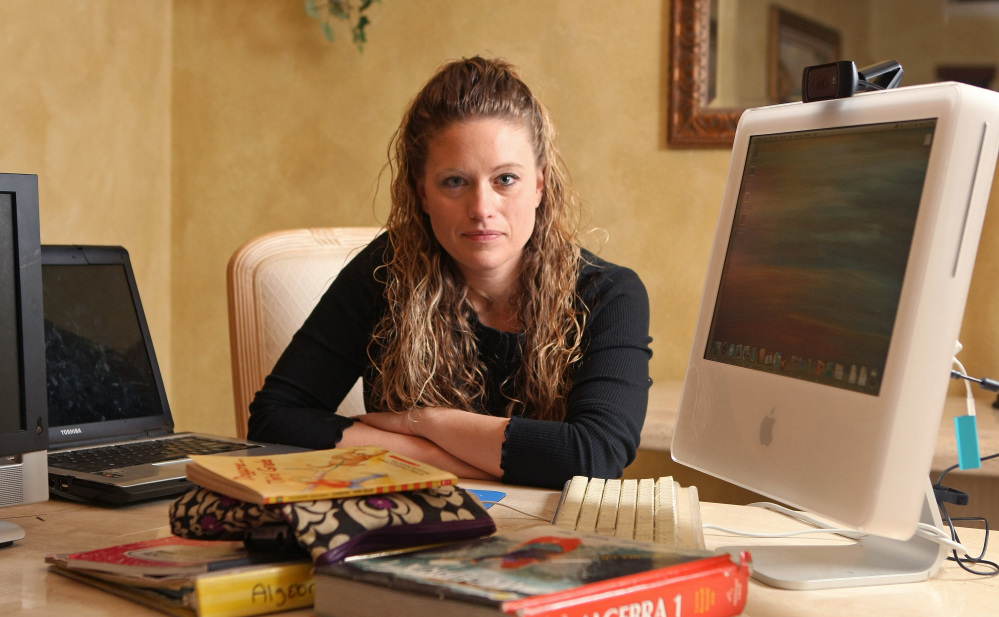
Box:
170, 0, 730, 436
0, 1, 172, 382
7, 1, 999, 438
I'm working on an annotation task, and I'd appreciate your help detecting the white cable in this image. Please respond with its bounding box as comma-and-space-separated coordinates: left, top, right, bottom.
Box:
747, 502, 865, 539
953, 353, 976, 417
712, 502, 975, 553
479, 501, 552, 521
706, 521, 971, 553
702, 524, 866, 539
916, 523, 973, 554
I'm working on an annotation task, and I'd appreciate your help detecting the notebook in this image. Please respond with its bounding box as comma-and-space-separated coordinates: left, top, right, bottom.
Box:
42, 245, 302, 504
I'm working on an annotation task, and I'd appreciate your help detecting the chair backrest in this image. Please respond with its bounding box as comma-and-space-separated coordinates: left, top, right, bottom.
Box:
226, 227, 381, 438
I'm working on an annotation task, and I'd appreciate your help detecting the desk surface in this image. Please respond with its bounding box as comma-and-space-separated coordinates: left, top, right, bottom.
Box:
2, 480, 998, 617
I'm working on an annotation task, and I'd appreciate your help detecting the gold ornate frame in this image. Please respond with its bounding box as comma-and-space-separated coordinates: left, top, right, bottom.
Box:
667, 0, 741, 147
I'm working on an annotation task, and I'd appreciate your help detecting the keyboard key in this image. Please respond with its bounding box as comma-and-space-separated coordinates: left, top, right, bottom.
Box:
553, 476, 589, 529
676, 484, 706, 550
575, 477, 605, 534
654, 476, 678, 546
634, 478, 656, 542
596, 479, 622, 535
615, 479, 638, 538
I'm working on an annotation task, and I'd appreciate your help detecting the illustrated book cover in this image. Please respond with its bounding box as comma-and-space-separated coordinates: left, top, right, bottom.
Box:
184, 445, 457, 505
46, 535, 314, 617
49, 536, 268, 577
314, 525, 751, 617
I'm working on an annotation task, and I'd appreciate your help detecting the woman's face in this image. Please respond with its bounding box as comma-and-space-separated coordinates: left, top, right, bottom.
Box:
418, 117, 543, 288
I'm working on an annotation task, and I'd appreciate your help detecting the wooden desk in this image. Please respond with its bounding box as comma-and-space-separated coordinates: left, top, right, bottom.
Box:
3, 481, 998, 616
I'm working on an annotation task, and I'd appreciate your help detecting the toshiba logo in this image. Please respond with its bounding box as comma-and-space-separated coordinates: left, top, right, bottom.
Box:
59, 428, 83, 436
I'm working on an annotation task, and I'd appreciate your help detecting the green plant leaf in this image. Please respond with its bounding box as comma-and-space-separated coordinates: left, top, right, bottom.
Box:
329, 0, 350, 20
306, 0, 378, 50
304, 0, 321, 19
353, 15, 370, 45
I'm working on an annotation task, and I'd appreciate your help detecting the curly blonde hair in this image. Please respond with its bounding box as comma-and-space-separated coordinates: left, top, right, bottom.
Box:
369, 57, 586, 421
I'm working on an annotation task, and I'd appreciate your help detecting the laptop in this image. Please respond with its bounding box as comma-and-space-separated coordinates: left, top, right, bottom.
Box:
42, 245, 301, 504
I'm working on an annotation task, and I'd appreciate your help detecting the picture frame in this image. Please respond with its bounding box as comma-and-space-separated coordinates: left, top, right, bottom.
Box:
769, 7, 841, 104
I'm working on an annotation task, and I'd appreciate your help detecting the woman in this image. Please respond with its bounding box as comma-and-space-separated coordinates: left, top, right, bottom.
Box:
248, 57, 651, 489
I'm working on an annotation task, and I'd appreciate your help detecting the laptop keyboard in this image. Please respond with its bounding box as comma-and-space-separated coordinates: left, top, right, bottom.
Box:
48, 435, 258, 473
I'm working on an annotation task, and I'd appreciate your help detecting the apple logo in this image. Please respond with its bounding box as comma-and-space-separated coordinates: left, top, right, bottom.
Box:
759, 408, 776, 446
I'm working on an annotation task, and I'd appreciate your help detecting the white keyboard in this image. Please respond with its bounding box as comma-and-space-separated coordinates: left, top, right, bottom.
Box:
551, 476, 705, 550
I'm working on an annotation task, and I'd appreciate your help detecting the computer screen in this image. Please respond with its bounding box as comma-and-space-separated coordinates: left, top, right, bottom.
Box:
0, 174, 49, 546
1, 195, 23, 434
43, 263, 163, 427
706, 119, 934, 398
672, 82, 999, 588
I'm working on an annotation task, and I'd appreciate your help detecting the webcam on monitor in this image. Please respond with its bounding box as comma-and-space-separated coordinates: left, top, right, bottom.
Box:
802, 60, 905, 102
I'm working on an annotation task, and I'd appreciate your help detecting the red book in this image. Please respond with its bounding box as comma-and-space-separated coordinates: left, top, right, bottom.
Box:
503, 551, 748, 617
53, 536, 251, 577
313, 526, 750, 617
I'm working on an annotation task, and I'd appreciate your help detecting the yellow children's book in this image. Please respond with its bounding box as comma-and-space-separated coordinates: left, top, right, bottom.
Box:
184, 445, 457, 505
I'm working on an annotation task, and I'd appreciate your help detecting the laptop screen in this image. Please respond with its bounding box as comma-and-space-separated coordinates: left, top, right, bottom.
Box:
43, 262, 163, 427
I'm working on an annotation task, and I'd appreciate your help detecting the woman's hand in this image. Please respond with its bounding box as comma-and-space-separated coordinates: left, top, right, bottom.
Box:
354, 409, 423, 436
357, 408, 508, 478
339, 419, 495, 480
356, 407, 456, 437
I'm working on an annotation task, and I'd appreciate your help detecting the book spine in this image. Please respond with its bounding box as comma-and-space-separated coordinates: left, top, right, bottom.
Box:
502, 553, 751, 617
373, 477, 456, 493
191, 562, 315, 617
261, 477, 456, 504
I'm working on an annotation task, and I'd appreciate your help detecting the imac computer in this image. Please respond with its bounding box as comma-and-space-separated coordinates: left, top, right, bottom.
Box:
672, 81, 999, 589
0, 173, 48, 546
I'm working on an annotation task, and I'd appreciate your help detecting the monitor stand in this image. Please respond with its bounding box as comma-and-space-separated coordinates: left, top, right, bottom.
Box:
0, 520, 25, 548
720, 481, 948, 590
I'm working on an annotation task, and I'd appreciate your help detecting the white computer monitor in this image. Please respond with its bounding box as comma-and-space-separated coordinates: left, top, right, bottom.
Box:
671, 81, 999, 588
0, 173, 49, 547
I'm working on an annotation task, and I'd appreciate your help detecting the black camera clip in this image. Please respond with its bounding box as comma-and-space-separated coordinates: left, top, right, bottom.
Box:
802, 60, 904, 103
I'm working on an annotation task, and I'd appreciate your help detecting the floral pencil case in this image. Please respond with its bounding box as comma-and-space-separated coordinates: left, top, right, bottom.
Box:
169, 484, 496, 565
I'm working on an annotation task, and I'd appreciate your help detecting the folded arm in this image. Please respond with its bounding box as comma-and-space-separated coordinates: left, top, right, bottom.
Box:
338, 419, 497, 479
356, 408, 508, 478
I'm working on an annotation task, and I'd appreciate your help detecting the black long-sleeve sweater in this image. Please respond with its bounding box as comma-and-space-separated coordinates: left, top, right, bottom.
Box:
247, 233, 652, 489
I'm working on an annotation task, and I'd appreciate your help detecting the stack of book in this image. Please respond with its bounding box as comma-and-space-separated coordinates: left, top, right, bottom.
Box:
48, 446, 751, 617
313, 525, 751, 617
46, 536, 313, 617
46, 445, 485, 617
179, 445, 496, 563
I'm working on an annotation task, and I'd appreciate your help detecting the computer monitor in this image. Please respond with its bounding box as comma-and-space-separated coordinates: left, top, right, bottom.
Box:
672, 82, 999, 588
0, 173, 48, 546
